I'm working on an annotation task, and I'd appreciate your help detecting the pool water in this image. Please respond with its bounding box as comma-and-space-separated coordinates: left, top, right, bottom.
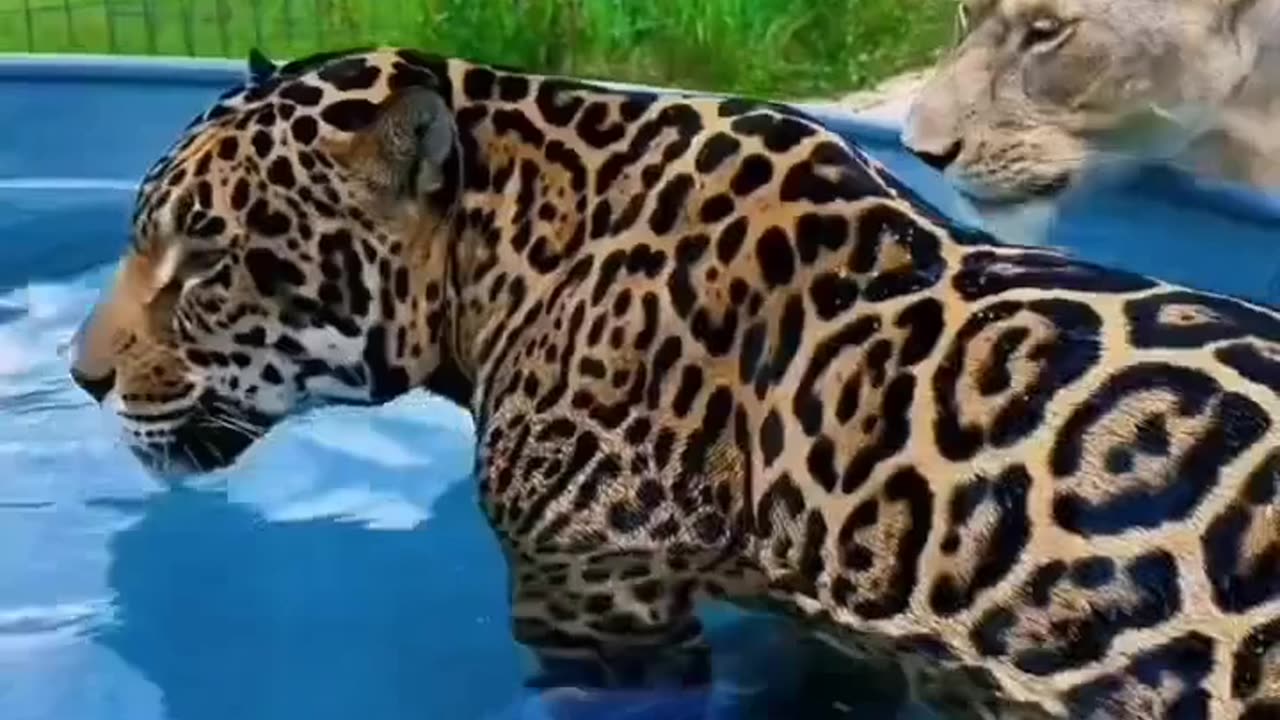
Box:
0, 260, 940, 720
0, 188, 946, 720
0, 258, 528, 719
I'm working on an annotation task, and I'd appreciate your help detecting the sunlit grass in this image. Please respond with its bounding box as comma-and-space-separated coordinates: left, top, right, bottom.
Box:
0, 0, 955, 97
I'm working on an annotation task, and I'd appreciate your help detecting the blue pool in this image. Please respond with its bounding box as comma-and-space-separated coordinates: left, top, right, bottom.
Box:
3, 54, 1280, 720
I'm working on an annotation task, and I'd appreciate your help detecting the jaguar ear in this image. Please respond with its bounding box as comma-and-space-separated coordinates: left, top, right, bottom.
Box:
345, 87, 456, 200
246, 48, 278, 82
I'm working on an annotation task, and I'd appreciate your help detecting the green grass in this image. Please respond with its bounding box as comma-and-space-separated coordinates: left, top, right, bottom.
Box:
0, 0, 955, 98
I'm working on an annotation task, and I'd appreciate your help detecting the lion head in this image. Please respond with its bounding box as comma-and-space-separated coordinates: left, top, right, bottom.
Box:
901, 0, 1279, 239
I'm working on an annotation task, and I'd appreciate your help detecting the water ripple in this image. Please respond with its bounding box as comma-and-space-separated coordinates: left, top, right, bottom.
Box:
0, 599, 115, 650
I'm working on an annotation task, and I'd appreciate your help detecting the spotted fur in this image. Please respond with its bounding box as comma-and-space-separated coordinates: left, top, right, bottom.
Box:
67, 47, 1280, 720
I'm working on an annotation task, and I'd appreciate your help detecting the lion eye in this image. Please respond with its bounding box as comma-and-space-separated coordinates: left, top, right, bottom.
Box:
1022, 16, 1071, 50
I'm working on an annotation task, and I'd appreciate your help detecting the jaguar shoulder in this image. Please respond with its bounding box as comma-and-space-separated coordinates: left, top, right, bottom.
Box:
67, 46, 1280, 720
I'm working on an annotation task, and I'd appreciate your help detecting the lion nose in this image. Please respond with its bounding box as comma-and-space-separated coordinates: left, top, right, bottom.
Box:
70, 367, 116, 403
911, 140, 963, 171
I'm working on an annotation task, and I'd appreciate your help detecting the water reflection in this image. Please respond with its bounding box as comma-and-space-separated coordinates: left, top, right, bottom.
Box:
0, 260, 926, 720
87, 452, 923, 720
93, 472, 523, 720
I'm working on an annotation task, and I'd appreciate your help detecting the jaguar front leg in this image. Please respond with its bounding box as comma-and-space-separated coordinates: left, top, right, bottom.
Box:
478, 389, 759, 700
508, 550, 716, 692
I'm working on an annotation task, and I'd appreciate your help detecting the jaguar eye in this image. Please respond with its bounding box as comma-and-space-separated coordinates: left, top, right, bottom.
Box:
1022, 16, 1072, 50
178, 248, 228, 278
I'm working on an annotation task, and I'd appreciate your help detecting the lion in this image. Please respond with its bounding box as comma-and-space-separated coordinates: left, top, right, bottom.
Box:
900, 0, 1280, 242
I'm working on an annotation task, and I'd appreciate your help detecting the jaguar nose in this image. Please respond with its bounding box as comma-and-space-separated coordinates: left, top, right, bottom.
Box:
67, 306, 117, 404
70, 367, 116, 403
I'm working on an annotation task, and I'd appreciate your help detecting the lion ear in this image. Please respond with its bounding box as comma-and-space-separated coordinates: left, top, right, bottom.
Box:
1223, 0, 1266, 33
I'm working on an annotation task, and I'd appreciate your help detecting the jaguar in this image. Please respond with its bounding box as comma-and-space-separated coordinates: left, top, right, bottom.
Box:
67, 46, 1280, 719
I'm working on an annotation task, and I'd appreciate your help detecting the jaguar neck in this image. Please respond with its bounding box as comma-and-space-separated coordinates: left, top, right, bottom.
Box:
434, 62, 630, 409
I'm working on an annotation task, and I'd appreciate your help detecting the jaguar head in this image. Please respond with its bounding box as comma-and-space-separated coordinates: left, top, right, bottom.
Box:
67, 49, 464, 477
